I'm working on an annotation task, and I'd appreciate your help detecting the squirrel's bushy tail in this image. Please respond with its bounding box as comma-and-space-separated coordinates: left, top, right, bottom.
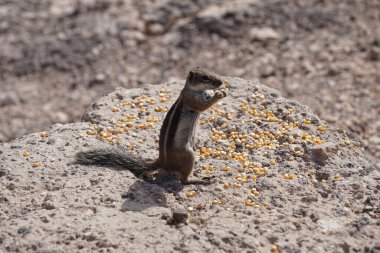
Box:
75, 147, 158, 177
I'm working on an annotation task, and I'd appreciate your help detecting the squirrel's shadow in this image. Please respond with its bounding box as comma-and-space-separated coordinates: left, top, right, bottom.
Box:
120, 175, 184, 212
72, 150, 186, 212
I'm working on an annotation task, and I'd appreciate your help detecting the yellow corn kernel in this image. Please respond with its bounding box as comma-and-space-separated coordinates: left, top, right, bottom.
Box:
271, 245, 278, 252
86, 130, 96, 135
32, 162, 40, 168
245, 200, 254, 206
186, 191, 196, 197
113, 129, 123, 134
234, 183, 242, 188
40, 132, 46, 138
310, 179, 318, 184
200, 120, 207, 125
210, 136, 218, 141
268, 117, 278, 122
334, 174, 341, 179
23, 152, 30, 157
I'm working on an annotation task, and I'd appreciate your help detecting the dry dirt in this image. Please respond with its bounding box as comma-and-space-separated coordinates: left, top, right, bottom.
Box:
0, 0, 379, 168
0, 78, 379, 252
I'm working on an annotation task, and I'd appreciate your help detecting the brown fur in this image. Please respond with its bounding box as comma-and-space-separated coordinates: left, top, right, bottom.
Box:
156, 67, 226, 183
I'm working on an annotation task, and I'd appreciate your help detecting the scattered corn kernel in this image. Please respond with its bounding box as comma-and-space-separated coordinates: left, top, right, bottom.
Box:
245, 200, 255, 206
32, 162, 40, 168
221, 166, 230, 172
310, 179, 318, 184
86, 130, 96, 135
186, 191, 196, 197
271, 245, 278, 252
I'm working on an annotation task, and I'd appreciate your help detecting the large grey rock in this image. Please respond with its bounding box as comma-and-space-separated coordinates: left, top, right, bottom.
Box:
0, 78, 378, 252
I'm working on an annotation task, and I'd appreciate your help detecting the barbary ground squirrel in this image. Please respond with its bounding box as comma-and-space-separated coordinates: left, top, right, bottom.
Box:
76, 67, 227, 184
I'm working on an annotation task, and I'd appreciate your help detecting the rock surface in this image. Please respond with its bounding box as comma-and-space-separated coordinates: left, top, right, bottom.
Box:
0, 78, 379, 252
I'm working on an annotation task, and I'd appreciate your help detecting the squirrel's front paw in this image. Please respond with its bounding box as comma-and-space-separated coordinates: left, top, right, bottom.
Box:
215, 90, 227, 99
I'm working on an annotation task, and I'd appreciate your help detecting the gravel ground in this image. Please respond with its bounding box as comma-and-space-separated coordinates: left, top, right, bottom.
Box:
0, 0, 379, 167
0, 78, 379, 252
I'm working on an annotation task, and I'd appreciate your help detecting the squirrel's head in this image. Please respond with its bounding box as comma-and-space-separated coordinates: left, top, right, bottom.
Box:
185, 67, 223, 92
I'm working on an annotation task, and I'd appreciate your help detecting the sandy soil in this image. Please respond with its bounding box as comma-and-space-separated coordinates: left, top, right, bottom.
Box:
0, 78, 379, 252
0, 0, 379, 168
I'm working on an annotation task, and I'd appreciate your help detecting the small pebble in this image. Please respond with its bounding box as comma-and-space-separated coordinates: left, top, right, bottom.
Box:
17, 227, 31, 235
172, 208, 188, 224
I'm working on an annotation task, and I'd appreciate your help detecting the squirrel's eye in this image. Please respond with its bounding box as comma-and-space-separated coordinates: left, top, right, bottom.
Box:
201, 76, 210, 82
